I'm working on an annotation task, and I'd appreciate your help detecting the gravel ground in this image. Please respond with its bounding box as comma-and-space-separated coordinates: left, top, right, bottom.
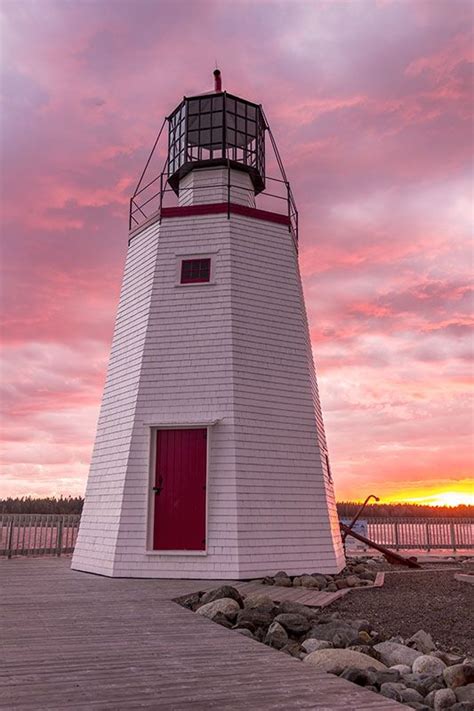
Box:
330, 568, 474, 655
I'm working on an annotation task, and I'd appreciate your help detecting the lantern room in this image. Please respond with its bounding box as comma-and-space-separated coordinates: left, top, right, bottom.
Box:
167, 72, 266, 195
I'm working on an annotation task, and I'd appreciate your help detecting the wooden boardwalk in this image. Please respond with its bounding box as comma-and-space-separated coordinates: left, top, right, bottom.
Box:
0, 559, 402, 710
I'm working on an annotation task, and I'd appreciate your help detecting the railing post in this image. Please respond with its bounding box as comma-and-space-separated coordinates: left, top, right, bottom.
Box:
426, 522, 431, 552
7, 517, 14, 559
227, 160, 231, 219
450, 521, 457, 552
56, 518, 64, 557
394, 521, 400, 551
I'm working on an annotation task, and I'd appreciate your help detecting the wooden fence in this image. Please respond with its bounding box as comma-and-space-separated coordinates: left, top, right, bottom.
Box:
0, 514, 472, 558
366, 518, 473, 551
0, 514, 80, 558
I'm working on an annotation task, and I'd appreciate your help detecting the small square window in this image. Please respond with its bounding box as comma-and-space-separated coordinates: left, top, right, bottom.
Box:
180, 258, 211, 284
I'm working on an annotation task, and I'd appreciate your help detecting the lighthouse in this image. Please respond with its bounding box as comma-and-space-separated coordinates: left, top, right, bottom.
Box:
72, 71, 345, 578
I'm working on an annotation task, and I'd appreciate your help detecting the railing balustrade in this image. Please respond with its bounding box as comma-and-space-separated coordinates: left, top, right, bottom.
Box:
0, 514, 80, 558
0, 514, 472, 557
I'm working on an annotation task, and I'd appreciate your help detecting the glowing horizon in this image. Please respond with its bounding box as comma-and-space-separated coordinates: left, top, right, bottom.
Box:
1, 0, 473, 502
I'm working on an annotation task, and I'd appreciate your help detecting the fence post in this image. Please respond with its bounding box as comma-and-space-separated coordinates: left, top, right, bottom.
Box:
7, 517, 14, 559
426, 522, 431, 552
56, 518, 64, 557
450, 521, 457, 552
394, 521, 400, 551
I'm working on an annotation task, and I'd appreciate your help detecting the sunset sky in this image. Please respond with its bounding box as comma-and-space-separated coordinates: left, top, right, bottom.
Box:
1, 0, 473, 504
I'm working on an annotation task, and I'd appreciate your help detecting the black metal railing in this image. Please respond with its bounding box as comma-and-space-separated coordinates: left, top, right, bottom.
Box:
129, 161, 298, 247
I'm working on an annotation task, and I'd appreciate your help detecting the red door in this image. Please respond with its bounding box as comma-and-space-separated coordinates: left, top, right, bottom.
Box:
153, 428, 207, 550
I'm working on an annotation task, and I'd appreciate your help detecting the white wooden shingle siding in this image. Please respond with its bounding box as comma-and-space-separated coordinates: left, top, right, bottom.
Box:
72, 168, 345, 578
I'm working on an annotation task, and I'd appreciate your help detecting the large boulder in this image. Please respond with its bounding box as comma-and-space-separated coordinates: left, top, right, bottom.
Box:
444, 664, 474, 689
374, 640, 422, 668
196, 598, 240, 620
273, 613, 311, 635
412, 655, 447, 676
200, 585, 244, 608
303, 648, 387, 674
264, 621, 288, 650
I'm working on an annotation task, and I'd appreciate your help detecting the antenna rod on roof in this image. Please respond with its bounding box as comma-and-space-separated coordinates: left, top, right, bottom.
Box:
213, 68, 222, 92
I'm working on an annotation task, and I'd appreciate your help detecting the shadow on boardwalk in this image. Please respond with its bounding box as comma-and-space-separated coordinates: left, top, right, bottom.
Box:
0, 558, 402, 710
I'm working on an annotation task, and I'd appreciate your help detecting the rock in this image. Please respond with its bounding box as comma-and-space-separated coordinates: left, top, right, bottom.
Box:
359, 571, 377, 581
405, 704, 432, 711
302, 639, 332, 653
412, 655, 447, 676
380, 682, 406, 701
374, 640, 423, 668
274, 570, 289, 578
353, 563, 368, 574
374, 669, 401, 686
274, 575, 292, 587
273, 613, 311, 635
455, 684, 474, 704
235, 628, 255, 639
263, 576, 274, 585
196, 598, 240, 620
335, 578, 349, 589
403, 673, 444, 697
327, 583, 337, 592
281, 641, 302, 658
390, 664, 412, 675
308, 622, 358, 648
433, 688, 457, 710
292, 576, 302, 586
200, 585, 244, 608
310, 574, 328, 588
451, 703, 474, 711
357, 631, 372, 644
444, 664, 474, 689
408, 630, 437, 655
264, 621, 288, 650
351, 619, 372, 633
345, 575, 361, 587
236, 608, 274, 630
425, 690, 437, 708
303, 648, 387, 674
339, 667, 377, 686
212, 611, 234, 628
242, 594, 277, 614
432, 651, 465, 667
179, 592, 202, 611
278, 600, 317, 620
348, 645, 382, 660
300, 574, 320, 588
401, 688, 425, 704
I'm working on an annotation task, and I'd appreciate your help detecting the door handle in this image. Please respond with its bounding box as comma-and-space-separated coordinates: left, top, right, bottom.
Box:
153, 476, 163, 495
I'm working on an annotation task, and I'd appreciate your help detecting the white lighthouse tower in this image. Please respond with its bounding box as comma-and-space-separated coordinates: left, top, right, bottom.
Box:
72, 72, 345, 578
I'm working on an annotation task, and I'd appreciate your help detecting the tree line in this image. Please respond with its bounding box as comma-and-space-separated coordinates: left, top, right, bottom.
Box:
0, 496, 472, 518
337, 501, 473, 519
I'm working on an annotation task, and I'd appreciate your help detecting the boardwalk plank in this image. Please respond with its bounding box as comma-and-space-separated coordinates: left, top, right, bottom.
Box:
0, 559, 402, 710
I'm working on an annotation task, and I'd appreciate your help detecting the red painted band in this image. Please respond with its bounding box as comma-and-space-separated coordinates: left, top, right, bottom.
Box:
161, 202, 291, 227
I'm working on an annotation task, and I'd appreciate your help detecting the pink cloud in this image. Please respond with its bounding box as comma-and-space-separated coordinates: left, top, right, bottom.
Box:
1, 0, 472, 501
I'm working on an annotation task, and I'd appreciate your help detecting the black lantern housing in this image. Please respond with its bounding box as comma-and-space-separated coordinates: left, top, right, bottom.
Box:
167, 92, 266, 195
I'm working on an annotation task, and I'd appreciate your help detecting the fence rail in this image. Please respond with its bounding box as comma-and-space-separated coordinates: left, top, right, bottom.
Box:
366, 518, 473, 551
0, 514, 80, 558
